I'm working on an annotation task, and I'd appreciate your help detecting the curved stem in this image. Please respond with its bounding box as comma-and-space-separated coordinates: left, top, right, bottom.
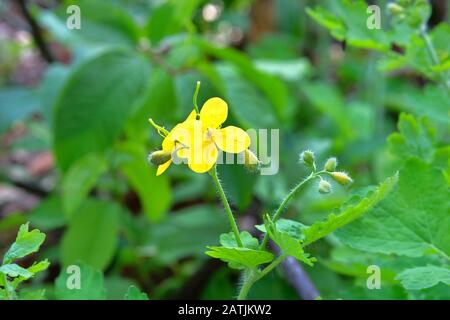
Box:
237, 254, 287, 300
259, 171, 323, 250
192, 81, 201, 114
420, 25, 450, 93
211, 166, 243, 247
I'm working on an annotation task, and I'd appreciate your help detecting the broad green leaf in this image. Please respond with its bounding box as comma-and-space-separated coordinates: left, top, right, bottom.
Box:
55, 263, 106, 300
61, 199, 120, 270
0, 264, 33, 279
12, 260, 50, 288
143, 205, 228, 264
256, 218, 308, 241
53, 49, 151, 171
116, 142, 171, 222
62, 153, 108, 218
124, 285, 149, 300
303, 173, 398, 246
388, 113, 435, 162
3, 223, 46, 264
396, 266, 450, 290
219, 231, 259, 250
263, 215, 316, 266
336, 160, 450, 258
28, 197, 66, 230
205, 246, 274, 270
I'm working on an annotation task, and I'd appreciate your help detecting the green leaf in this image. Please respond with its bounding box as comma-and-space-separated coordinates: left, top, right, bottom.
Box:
3, 223, 46, 264
396, 266, 450, 290
116, 142, 171, 222
0, 87, 39, 133
61, 199, 120, 270
18, 289, 46, 300
388, 113, 435, 162
219, 231, 259, 250
303, 173, 399, 246
256, 218, 308, 241
28, 197, 66, 230
124, 285, 149, 300
12, 260, 50, 287
55, 263, 106, 300
263, 215, 316, 266
62, 153, 108, 219
0, 264, 33, 279
336, 160, 450, 258
205, 246, 274, 270
53, 49, 151, 171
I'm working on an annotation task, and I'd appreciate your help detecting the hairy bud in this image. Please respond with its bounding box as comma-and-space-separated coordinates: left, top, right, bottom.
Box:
318, 179, 332, 194
330, 171, 353, 186
148, 150, 171, 166
387, 3, 404, 15
300, 150, 315, 168
324, 157, 337, 172
244, 149, 260, 172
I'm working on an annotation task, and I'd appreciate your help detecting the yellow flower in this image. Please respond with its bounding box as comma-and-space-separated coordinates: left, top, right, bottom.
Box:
181, 97, 251, 173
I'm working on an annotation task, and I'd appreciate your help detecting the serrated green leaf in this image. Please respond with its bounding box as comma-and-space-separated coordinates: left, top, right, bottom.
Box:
0, 264, 33, 279
256, 218, 307, 241
55, 263, 106, 300
62, 153, 108, 219
336, 160, 450, 258
3, 223, 46, 264
396, 266, 450, 290
220, 231, 259, 250
124, 285, 149, 300
303, 173, 398, 246
205, 246, 274, 270
12, 259, 50, 288
263, 215, 316, 266
388, 113, 435, 162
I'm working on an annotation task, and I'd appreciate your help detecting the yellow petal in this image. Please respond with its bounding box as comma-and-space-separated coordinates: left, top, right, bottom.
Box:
156, 159, 172, 176
213, 126, 250, 153
188, 141, 218, 173
200, 97, 228, 129
184, 109, 198, 122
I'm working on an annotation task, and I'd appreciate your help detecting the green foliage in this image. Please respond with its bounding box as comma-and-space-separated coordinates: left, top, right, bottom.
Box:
124, 285, 149, 300
396, 266, 450, 290
61, 199, 120, 270
205, 246, 274, 270
336, 160, 450, 259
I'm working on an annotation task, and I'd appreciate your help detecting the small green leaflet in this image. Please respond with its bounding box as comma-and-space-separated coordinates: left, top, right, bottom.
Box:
256, 218, 307, 241
124, 285, 149, 300
220, 231, 259, 249
336, 160, 450, 258
0, 264, 33, 279
388, 113, 435, 163
3, 223, 46, 264
205, 247, 274, 270
55, 263, 106, 300
396, 266, 450, 290
303, 173, 398, 246
263, 215, 316, 267
12, 260, 50, 288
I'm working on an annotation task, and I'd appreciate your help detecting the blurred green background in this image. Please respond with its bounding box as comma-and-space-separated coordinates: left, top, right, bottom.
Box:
0, 0, 449, 300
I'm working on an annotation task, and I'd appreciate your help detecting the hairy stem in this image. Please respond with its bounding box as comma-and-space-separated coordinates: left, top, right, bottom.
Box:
211, 166, 243, 247
260, 171, 323, 250
237, 254, 287, 300
420, 25, 450, 93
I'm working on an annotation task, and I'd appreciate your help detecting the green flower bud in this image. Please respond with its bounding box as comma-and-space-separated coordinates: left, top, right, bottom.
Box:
324, 157, 337, 172
387, 3, 404, 15
148, 150, 171, 166
300, 150, 315, 168
244, 149, 260, 172
318, 179, 332, 194
330, 171, 353, 186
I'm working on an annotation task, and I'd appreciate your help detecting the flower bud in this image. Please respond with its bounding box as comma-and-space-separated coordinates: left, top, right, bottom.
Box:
244, 149, 260, 172
324, 157, 337, 172
387, 3, 404, 15
330, 171, 353, 186
318, 179, 332, 194
148, 150, 171, 166
300, 150, 315, 168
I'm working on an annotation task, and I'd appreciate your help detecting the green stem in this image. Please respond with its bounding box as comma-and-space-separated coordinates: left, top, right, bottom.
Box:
1, 273, 15, 300
237, 254, 287, 300
211, 165, 243, 247
259, 171, 323, 250
420, 26, 450, 93
192, 81, 201, 114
